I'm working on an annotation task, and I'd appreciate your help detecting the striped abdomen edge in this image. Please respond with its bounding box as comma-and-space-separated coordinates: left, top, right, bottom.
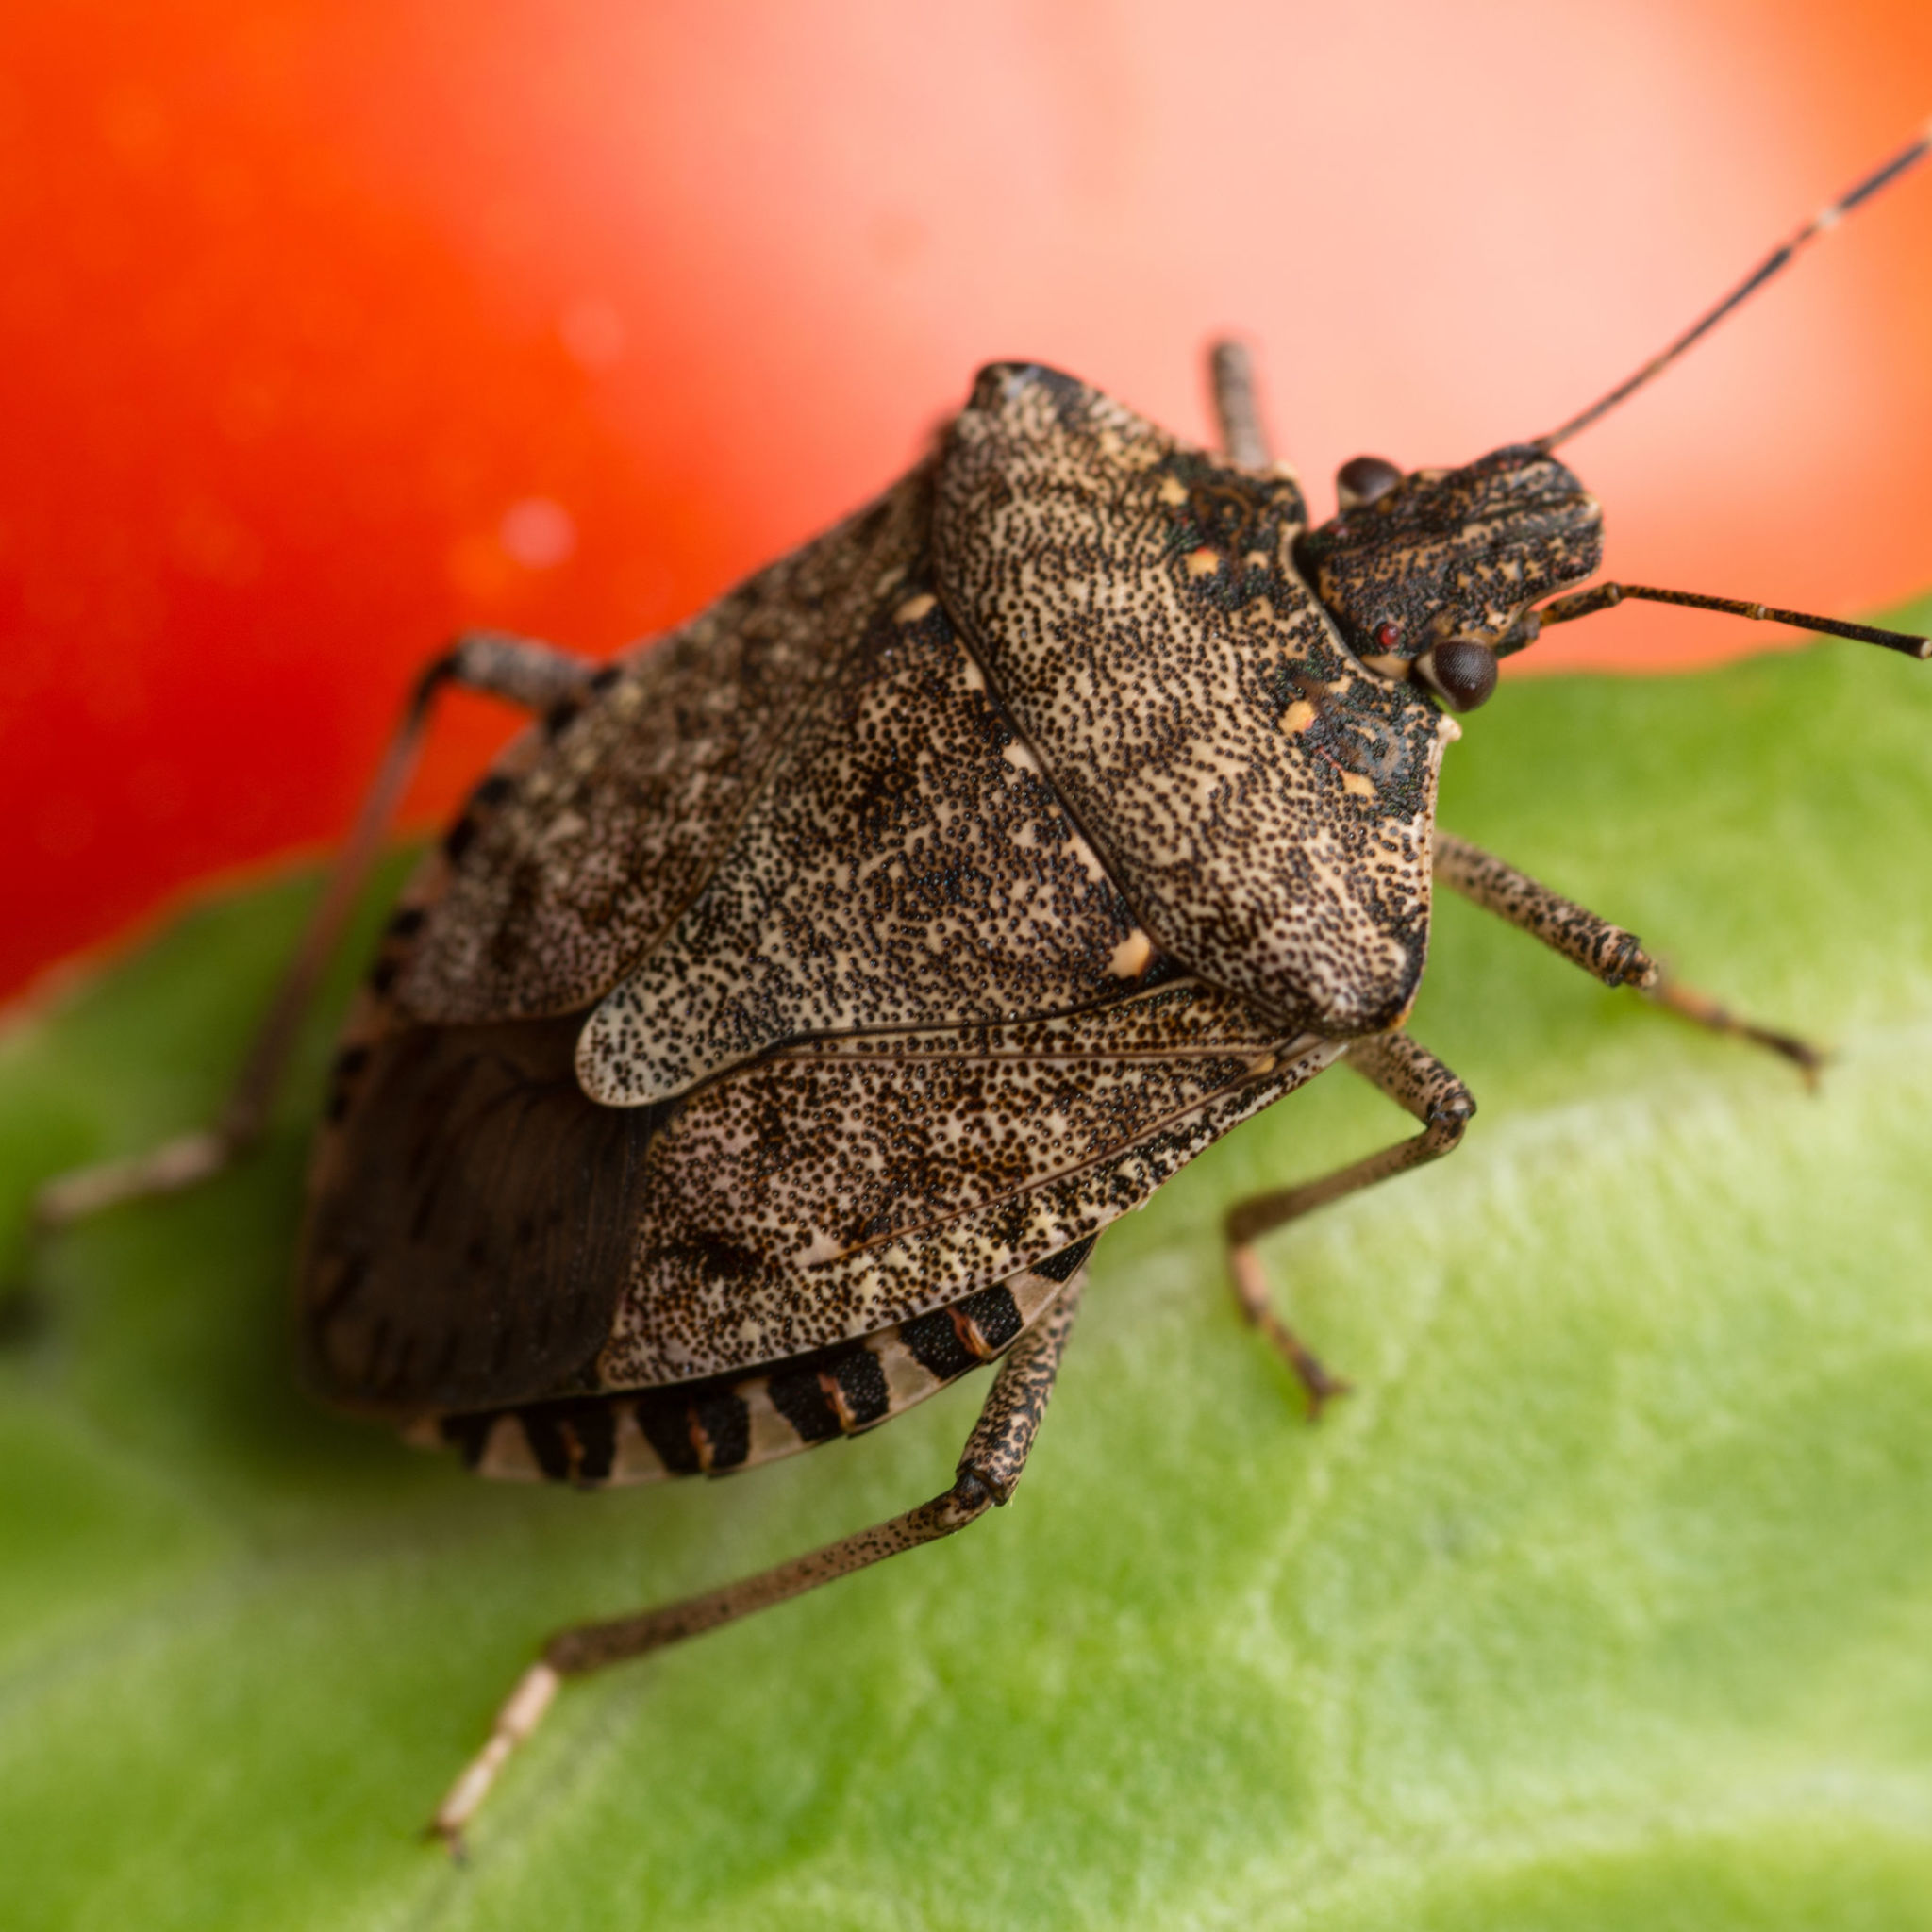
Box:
420, 1238, 1095, 1488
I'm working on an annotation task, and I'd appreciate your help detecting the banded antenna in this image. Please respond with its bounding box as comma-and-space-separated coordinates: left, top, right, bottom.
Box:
1533, 121, 1932, 453
1509, 121, 1932, 664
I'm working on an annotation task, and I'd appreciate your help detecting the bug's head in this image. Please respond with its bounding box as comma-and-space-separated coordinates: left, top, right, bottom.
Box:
1295, 445, 1602, 712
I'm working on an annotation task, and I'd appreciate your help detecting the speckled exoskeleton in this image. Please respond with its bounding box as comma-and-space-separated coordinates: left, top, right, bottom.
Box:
35, 129, 1932, 1849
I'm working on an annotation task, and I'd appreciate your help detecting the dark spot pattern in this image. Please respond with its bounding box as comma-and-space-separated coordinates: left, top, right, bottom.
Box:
936, 363, 1450, 1035
577, 568, 1142, 1105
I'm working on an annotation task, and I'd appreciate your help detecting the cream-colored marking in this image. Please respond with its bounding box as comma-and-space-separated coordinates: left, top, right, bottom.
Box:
798, 1228, 845, 1266
609, 1404, 668, 1481
1340, 771, 1376, 799
895, 592, 936, 625
1244, 550, 1271, 569
879, 1340, 941, 1407
1438, 714, 1463, 744
432, 1661, 561, 1851
1108, 929, 1154, 977
745, 1387, 802, 1464
1063, 828, 1110, 888
1358, 653, 1406, 680
1158, 475, 1189, 505
1184, 547, 1223, 578
958, 654, 986, 691
1245, 1052, 1276, 1076
1003, 738, 1043, 774
479, 1417, 542, 1481
1278, 698, 1317, 735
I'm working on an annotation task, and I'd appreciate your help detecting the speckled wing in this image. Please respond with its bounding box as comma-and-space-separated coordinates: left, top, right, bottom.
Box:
934, 363, 1458, 1037
597, 981, 1343, 1388
395, 469, 934, 1024
574, 564, 1154, 1106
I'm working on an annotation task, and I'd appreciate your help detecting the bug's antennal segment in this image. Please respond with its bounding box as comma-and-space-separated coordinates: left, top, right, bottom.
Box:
1525, 582, 1932, 660
1532, 119, 1932, 454
1208, 338, 1274, 469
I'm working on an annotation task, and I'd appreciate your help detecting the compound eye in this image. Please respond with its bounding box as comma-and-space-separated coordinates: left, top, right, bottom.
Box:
1424, 639, 1499, 712
1335, 455, 1403, 511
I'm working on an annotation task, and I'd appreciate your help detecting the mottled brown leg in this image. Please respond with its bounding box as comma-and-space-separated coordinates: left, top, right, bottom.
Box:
1432, 830, 1824, 1081
1224, 1031, 1473, 1418
428, 1278, 1084, 1856
1208, 339, 1274, 470
29, 634, 594, 1235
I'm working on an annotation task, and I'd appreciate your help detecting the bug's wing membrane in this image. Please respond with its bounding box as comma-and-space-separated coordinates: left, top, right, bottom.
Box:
934, 363, 1455, 1037
575, 564, 1152, 1105
396, 471, 934, 1024
298, 1013, 668, 1418
600, 982, 1343, 1389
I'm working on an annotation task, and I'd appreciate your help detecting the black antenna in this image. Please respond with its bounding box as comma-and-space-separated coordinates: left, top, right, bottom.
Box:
1533, 121, 1932, 454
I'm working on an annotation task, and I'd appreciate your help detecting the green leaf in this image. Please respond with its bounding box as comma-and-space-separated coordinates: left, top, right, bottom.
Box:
4, 632, 1931, 1930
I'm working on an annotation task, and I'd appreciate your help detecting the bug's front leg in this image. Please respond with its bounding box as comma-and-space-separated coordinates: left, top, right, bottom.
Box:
29, 634, 597, 1237
1224, 1031, 1474, 1418
428, 1274, 1086, 1857
1432, 832, 1825, 1083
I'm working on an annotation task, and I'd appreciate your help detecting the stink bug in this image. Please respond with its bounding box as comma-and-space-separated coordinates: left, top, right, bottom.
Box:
32, 125, 1932, 1851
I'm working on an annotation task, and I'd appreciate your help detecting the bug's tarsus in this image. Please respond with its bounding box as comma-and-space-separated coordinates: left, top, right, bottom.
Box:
25, 632, 597, 1241
1528, 582, 1932, 661
1644, 976, 1830, 1091
1208, 339, 1274, 470
426, 1276, 1086, 1853
1533, 118, 1932, 453
1225, 1031, 1474, 1418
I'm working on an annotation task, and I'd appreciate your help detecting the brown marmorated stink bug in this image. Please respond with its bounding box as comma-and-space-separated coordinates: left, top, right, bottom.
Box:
32, 125, 1932, 1849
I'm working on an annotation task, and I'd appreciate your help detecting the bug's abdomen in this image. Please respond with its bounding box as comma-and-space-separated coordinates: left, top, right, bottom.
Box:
422, 1241, 1094, 1489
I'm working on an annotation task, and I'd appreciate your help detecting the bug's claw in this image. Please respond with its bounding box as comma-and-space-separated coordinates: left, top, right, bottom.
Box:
422, 1817, 469, 1864
1276, 1335, 1353, 1423
1754, 1027, 1831, 1091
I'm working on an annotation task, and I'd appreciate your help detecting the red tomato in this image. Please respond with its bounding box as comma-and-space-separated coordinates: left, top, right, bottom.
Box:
6, 1, 1932, 998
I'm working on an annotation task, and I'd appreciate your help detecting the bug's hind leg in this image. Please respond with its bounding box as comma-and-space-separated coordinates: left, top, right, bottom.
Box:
1224, 1031, 1473, 1419
28, 634, 595, 1238
1431, 831, 1825, 1083
428, 1274, 1086, 1856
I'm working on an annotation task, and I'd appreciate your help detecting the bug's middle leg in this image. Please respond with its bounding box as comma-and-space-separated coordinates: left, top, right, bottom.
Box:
429, 1274, 1085, 1855
1432, 830, 1824, 1081
1224, 1030, 1473, 1417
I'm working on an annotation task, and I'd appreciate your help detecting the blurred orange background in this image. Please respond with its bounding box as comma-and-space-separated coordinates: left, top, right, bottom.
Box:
6, 1, 1932, 1001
